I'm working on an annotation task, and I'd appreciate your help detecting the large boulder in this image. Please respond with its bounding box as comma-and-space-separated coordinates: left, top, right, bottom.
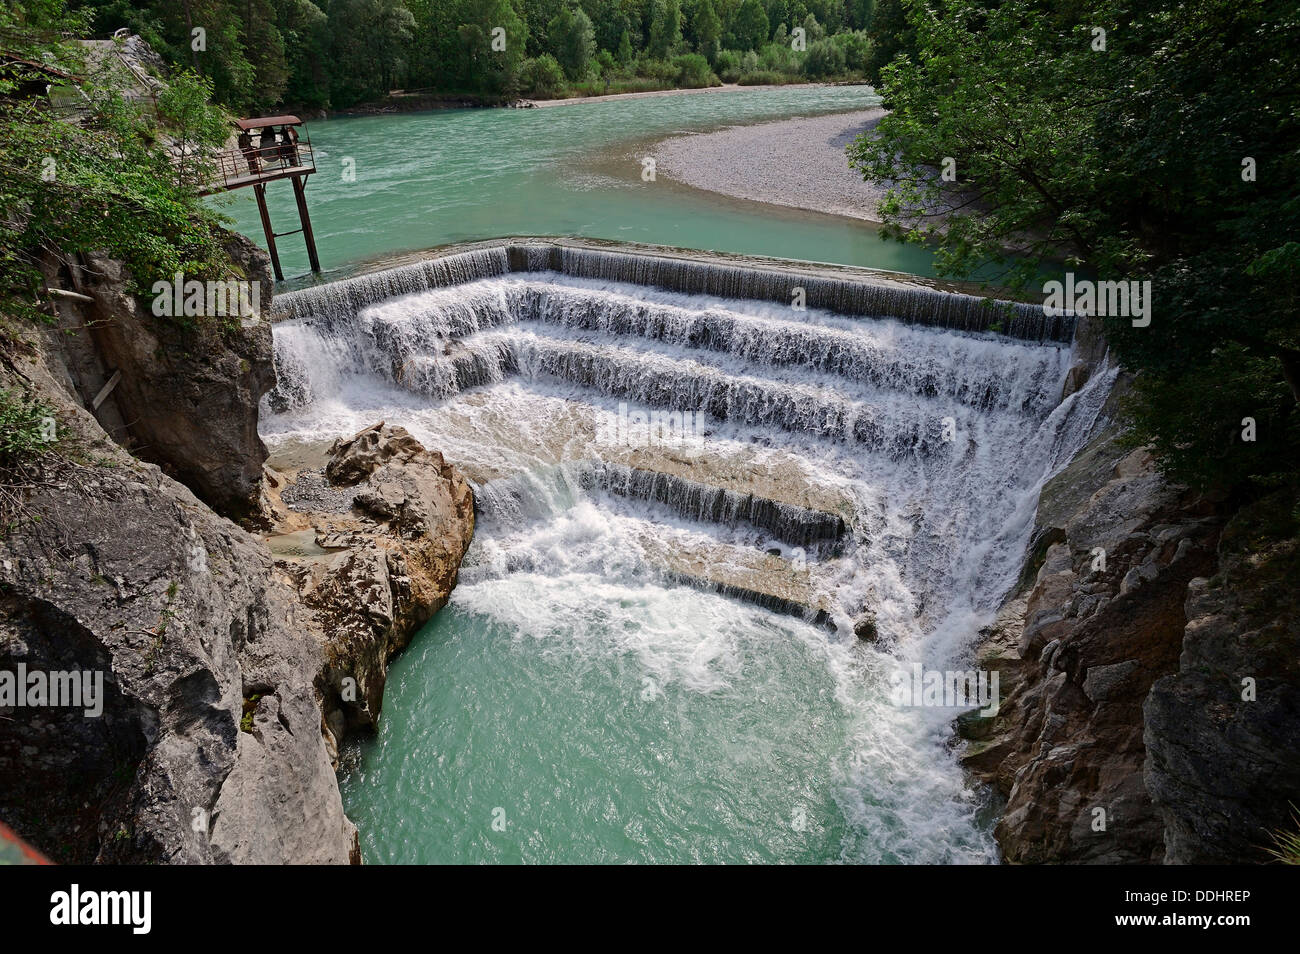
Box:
264, 423, 476, 744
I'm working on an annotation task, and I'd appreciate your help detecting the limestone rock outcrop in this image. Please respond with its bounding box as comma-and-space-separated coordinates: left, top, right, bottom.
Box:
262, 423, 475, 746
1144, 492, 1300, 863
961, 428, 1221, 863
49, 232, 274, 518
0, 345, 357, 864
2, 254, 474, 865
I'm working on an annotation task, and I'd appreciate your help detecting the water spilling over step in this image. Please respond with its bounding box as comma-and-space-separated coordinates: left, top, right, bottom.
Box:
262, 240, 1114, 864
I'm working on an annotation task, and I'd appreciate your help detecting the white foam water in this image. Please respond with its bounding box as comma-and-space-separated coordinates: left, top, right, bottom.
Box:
269, 259, 1114, 863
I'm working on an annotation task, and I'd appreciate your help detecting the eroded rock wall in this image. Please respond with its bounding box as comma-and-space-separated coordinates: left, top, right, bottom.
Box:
2, 254, 474, 864
47, 233, 274, 519
1144, 492, 1300, 863
965, 418, 1300, 863
0, 347, 357, 863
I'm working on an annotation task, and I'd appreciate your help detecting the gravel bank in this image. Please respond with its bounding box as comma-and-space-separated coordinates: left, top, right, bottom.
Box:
653, 108, 889, 222
525, 81, 834, 108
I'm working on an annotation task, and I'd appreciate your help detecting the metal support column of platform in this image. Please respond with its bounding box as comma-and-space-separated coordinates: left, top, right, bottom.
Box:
199, 114, 322, 282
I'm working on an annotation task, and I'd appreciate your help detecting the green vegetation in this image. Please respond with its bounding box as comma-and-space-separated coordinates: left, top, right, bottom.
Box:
240, 693, 263, 732
1, 2, 237, 333
1267, 806, 1300, 864
850, 0, 1300, 496
0, 388, 57, 469
71, 0, 882, 109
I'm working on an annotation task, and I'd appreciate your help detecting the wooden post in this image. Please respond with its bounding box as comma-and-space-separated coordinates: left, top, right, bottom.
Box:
291, 175, 321, 274
253, 183, 283, 282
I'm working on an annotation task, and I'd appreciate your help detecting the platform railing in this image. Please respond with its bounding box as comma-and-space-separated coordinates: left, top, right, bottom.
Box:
205, 140, 316, 188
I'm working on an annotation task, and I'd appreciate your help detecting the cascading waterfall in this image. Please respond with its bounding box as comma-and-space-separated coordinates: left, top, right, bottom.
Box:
265, 246, 1113, 864
274, 243, 1073, 341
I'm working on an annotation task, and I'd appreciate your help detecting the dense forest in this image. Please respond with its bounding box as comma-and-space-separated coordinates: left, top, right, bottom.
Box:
71, 0, 903, 109
850, 0, 1299, 497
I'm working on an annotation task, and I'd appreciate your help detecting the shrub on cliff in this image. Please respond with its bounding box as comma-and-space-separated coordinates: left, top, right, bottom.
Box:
0, 389, 56, 471
1, 3, 236, 334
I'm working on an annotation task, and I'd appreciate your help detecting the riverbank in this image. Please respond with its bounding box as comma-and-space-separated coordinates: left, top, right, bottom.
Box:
525, 81, 850, 108
652, 108, 889, 223
220, 85, 943, 282
322, 81, 864, 117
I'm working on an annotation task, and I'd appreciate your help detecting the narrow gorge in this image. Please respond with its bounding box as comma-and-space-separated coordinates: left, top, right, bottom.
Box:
4, 238, 1292, 864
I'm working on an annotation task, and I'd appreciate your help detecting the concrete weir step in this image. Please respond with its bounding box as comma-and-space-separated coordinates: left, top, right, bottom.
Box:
435, 390, 860, 545
638, 532, 835, 628
579, 459, 847, 550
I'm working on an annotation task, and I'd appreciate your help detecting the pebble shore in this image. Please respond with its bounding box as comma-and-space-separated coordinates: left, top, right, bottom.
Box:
653, 108, 889, 222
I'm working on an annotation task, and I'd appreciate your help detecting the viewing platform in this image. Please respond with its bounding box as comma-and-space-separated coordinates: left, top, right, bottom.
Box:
200, 115, 322, 281
198, 149, 316, 195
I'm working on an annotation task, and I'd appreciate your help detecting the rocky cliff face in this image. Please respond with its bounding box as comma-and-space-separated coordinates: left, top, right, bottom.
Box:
0, 254, 474, 863
0, 345, 357, 863
45, 234, 273, 519
963, 402, 1300, 863
1144, 491, 1300, 863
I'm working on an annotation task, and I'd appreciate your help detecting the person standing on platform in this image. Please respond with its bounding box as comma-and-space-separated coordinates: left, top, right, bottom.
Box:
258, 126, 280, 167
238, 130, 259, 174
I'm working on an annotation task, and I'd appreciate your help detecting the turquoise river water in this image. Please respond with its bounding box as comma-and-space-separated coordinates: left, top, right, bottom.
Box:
250, 90, 1106, 864
221, 86, 942, 282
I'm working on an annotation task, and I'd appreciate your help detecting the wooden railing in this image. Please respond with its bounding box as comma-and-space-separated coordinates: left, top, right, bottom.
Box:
204, 140, 316, 189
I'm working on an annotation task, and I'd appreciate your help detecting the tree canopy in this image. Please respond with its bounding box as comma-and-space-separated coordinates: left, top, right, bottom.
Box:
850, 0, 1300, 492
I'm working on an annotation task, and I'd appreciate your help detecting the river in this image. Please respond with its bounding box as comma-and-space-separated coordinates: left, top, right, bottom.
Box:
221, 86, 943, 283
263, 244, 1112, 863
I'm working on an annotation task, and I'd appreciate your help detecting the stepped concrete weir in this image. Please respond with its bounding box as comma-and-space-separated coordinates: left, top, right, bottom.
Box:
261, 237, 1119, 865
264, 238, 1107, 636
274, 239, 1073, 343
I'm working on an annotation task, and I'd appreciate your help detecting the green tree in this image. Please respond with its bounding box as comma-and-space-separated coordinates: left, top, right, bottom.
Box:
647, 0, 682, 58
548, 4, 597, 80
846, 0, 873, 30
802, 36, 842, 76
849, 0, 1300, 491
156, 69, 229, 186
799, 11, 823, 42
616, 27, 634, 64
861, 0, 912, 86
729, 0, 768, 50
672, 51, 717, 86
1, 0, 240, 336
328, 0, 416, 104
275, 0, 330, 109
692, 0, 722, 58
457, 0, 528, 93
519, 53, 566, 95
764, 0, 789, 32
